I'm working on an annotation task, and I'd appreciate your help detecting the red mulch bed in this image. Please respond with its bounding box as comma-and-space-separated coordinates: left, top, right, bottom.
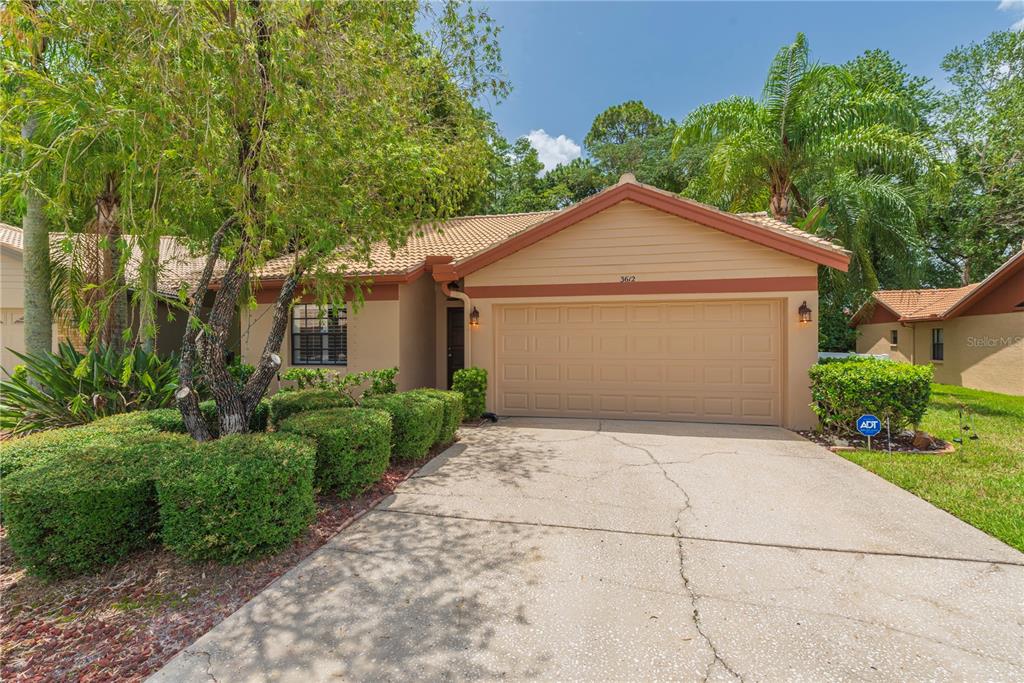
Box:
0, 458, 430, 682
798, 430, 953, 453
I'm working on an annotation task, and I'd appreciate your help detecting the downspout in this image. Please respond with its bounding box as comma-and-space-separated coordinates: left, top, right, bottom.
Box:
441, 280, 472, 368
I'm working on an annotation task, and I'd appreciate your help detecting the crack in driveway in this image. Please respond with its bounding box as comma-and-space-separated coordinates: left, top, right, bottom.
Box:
597, 421, 742, 682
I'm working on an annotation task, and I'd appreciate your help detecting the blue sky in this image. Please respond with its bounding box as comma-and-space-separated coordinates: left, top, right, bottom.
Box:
481, 1, 1022, 169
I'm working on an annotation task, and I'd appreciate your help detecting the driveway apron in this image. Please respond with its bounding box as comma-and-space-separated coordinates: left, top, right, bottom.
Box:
150, 418, 1024, 682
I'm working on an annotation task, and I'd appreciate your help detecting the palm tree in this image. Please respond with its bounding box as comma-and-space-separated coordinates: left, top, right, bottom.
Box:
812, 171, 922, 292
673, 33, 926, 223
3, 1, 53, 359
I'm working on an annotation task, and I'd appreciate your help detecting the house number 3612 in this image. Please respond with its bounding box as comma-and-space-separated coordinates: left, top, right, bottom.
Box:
619, 275, 636, 282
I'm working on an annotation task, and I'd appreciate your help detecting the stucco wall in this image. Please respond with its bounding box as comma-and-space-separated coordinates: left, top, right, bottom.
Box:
953, 313, 1023, 395
470, 200, 817, 286
1, 247, 24, 309
856, 322, 914, 363
857, 314, 1023, 396
397, 276, 436, 391
240, 298, 401, 394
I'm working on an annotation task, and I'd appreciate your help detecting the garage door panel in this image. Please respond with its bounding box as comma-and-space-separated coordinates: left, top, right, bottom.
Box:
534, 335, 560, 353
503, 364, 529, 381
534, 307, 561, 324
566, 365, 593, 382
565, 394, 593, 412
494, 300, 782, 425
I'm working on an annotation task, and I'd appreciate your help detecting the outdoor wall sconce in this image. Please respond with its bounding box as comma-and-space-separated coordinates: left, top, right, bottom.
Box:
798, 301, 813, 324
469, 306, 481, 328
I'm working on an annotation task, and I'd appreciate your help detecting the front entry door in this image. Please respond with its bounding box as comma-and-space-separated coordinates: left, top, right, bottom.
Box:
446, 307, 465, 389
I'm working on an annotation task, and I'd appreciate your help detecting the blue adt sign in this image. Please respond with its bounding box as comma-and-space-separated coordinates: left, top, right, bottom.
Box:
856, 414, 883, 437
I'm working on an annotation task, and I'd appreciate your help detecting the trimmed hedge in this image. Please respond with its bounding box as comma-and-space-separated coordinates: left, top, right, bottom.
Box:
156, 433, 316, 563
2, 433, 192, 579
267, 389, 354, 427
362, 392, 443, 460
452, 367, 486, 420
278, 408, 391, 496
0, 411, 183, 479
1, 424, 112, 479
408, 388, 464, 445
91, 408, 188, 434
809, 358, 933, 435
0, 401, 277, 480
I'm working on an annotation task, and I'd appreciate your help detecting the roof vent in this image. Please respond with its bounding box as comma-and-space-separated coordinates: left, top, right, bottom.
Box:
616, 173, 637, 185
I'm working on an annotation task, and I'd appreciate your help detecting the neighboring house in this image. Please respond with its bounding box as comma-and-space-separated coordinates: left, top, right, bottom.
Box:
238, 175, 851, 429
0, 223, 218, 372
850, 249, 1024, 396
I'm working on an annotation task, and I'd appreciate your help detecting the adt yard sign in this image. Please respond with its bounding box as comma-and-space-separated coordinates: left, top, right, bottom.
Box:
857, 414, 882, 437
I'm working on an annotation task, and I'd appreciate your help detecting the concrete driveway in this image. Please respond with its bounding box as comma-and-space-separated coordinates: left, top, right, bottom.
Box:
152, 419, 1024, 682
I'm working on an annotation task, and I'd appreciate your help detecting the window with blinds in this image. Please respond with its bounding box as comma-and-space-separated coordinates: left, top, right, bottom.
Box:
291, 304, 347, 365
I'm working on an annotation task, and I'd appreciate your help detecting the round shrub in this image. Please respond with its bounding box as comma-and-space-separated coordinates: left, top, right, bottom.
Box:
452, 367, 487, 420
361, 392, 443, 460
407, 388, 464, 445
278, 408, 391, 496
156, 433, 316, 564
2, 433, 193, 579
809, 358, 933, 435
267, 389, 355, 427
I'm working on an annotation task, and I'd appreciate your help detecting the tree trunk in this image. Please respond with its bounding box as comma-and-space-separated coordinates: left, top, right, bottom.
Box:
21, 115, 53, 358
178, 0, 281, 439
198, 244, 251, 436
769, 177, 792, 222
242, 268, 302, 408
196, 0, 276, 437
138, 233, 159, 354
176, 217, 235, 442
94, 173, 128, 350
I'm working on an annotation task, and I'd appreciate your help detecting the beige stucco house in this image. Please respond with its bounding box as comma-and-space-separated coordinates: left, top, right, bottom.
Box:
240, 176, 850, 429
851, 249, 1024, 396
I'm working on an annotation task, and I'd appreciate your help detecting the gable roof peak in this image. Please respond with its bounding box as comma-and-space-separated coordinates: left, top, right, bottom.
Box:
616, 173, 637, 185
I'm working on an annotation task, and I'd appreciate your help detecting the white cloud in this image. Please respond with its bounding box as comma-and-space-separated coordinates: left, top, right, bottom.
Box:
526, 129, 582, 172
998, 0, 1024, 30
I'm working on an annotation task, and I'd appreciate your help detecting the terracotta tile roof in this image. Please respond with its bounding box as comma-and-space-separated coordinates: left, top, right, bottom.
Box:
871, 286, 979, 321
256, 210, 559, 279
0, 222, 21, 249
0, 224, 207, 297
735, 211, 847, 254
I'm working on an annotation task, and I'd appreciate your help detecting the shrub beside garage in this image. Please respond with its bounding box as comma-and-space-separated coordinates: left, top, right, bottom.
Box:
2, 432, 193, 579
278, 407, 391, 496
809, 358, 933, 435
362, 392, 443, 460
452, 367, 487, 420
157, 433, 316, 564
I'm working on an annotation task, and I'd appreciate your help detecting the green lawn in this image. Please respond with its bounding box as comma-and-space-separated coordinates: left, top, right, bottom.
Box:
838, 384, 1024, 552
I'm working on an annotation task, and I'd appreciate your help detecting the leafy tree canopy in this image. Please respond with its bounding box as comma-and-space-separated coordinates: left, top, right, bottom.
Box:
3, 0, 506, 439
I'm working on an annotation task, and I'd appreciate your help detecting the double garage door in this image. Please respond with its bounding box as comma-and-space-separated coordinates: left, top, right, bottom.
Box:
494, 300, 783, 425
